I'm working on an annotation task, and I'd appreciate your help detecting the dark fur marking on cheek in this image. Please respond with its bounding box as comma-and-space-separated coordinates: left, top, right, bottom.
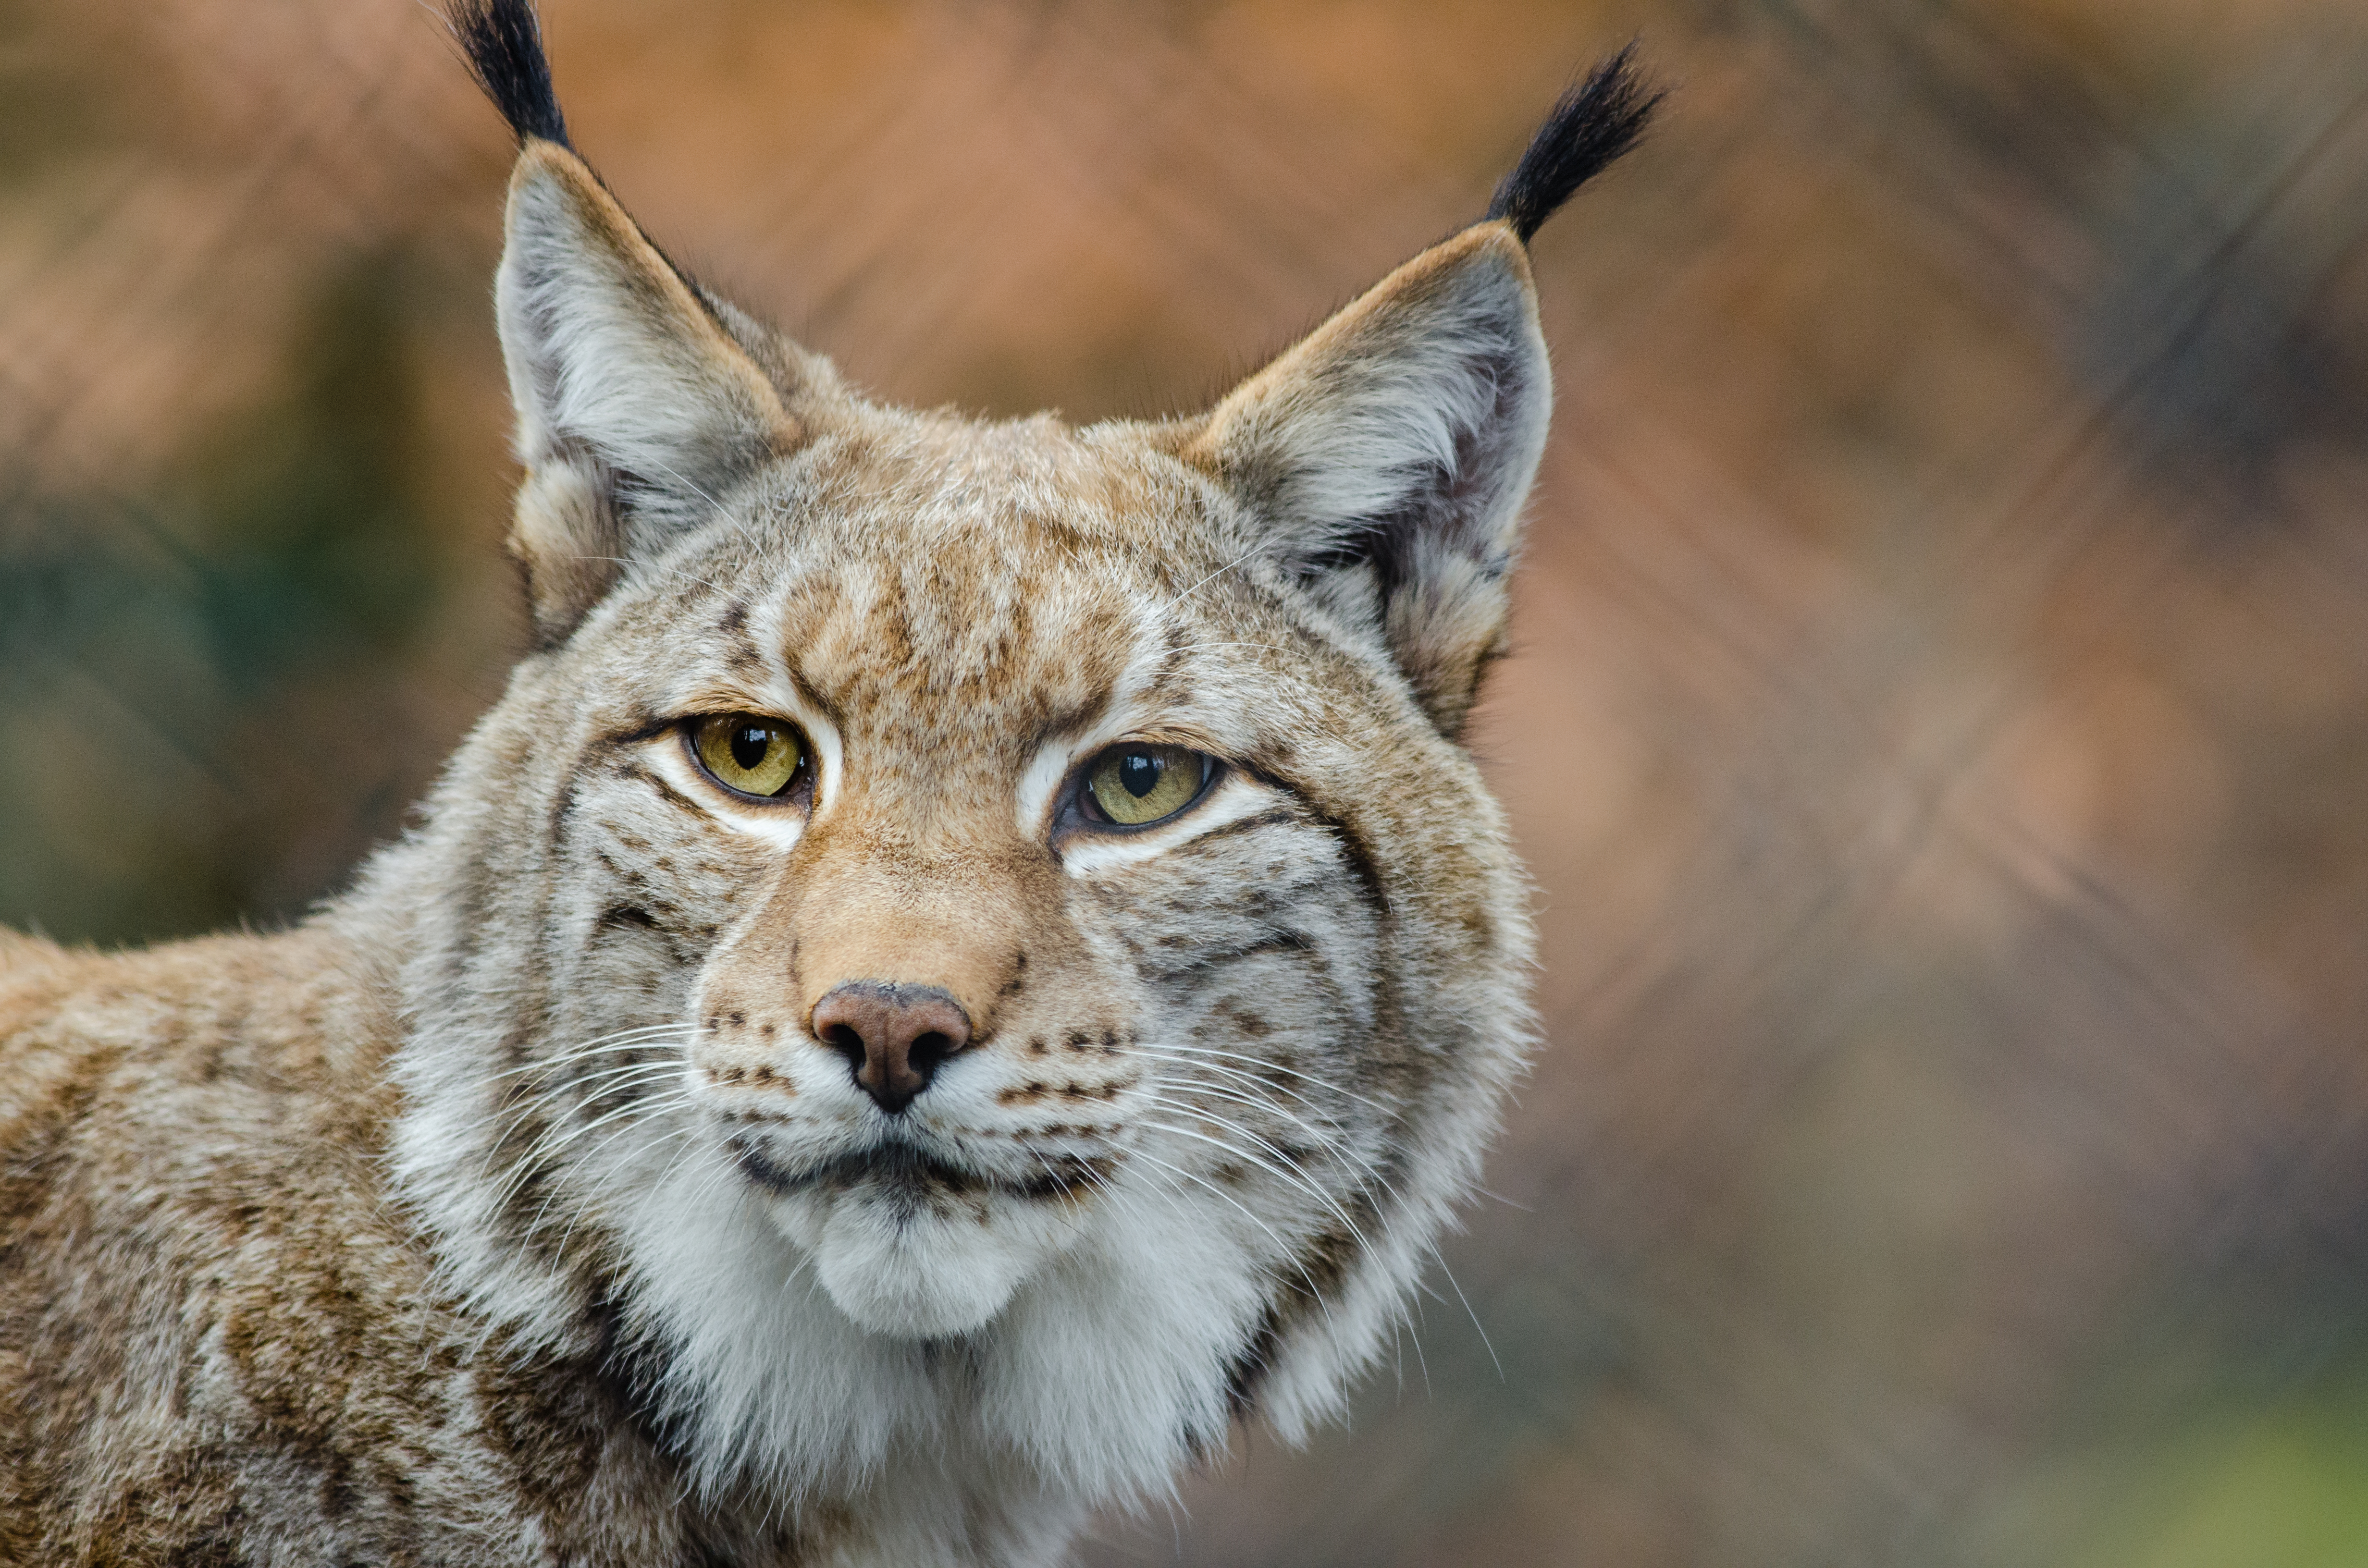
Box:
1303, 811, 1391, 931
611, 760, 708, 819
1231, 759, 1392, 931
1215, 1001, 1274, 1039
546, 774, 585, 859
1179, 808, 1297, 851
588, 852, 709, 948
1133, 926, 1327, 999
1223, 930, 1318, 961
996, 1079, 1125, 1106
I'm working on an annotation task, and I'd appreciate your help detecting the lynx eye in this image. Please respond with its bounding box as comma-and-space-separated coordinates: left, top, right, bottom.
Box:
1082, 744, 1210, 828
690, 714, 804, 800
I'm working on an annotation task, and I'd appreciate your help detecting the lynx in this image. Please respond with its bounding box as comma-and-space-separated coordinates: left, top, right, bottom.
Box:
0, 4, 1655, 1562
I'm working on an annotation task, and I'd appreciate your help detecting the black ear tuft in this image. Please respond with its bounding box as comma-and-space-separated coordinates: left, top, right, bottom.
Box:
448, 0, 571, 149
1483, 43, 1661, 244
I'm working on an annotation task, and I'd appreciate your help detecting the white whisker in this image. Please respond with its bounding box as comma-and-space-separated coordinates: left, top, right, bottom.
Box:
1113, 1145, 1344, 1336
1134, 1114, 1381, 1262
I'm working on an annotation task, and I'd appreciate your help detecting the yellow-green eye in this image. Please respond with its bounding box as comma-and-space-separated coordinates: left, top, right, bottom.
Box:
691, 714, 804, 799
1085, 744, 1209, 827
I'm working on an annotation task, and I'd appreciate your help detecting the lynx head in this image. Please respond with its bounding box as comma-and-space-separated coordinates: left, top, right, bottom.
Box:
385, 0, 1654, 1520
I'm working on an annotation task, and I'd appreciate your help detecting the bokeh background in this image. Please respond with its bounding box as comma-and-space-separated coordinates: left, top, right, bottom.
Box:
7, 0, 2368, 1563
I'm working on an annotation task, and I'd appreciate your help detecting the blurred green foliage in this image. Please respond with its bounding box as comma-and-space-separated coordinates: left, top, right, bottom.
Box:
0, 255, 454, 944
2063, 1357, 2368, 1568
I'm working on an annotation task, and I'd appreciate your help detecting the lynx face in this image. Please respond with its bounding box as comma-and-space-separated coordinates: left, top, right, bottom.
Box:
379, 2, 1653, 1527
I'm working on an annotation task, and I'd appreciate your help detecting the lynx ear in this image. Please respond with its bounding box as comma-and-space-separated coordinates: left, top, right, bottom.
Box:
450, 0, 795, 639
1184, 224, 1552, 737
1184, 48, 1657, 735
494, 141, 796, 641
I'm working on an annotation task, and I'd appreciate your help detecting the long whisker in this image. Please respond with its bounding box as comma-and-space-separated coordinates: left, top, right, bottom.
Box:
481, 1057, 693, 1164
1432, 1254, 1502, 1382
524, 1092, 702, 1242
548, 1115, 708, 1256
519, 1073, 695, 1166
1133, 1039, 1401, 1121
630, 1111, 740, 1215
1136, 1052, 1497, 1372
467, 1054, 690, 1200
485, 1024, 694, 1080
1134, 1069, 1371, 1168
1114, 1144, 1345, 1337
1134, 1113, 1381, 1262
480, 1062, 694, 1210
505, 1054, 691, 1115
1140, 1066, 1415, 1223
1154, 540, 1263, 616
1130, 1079, 1396, 1214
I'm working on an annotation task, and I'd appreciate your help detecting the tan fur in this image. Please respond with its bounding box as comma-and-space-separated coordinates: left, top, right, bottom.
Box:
0, 931, 884, 1561
3, 75, 1576, 1568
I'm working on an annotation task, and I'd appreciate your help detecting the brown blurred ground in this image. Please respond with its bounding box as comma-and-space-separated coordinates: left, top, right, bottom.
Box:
7, 2, 2368, 1565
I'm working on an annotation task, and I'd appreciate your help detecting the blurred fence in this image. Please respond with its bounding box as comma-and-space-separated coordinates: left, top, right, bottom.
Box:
6, 2, 2368, 1565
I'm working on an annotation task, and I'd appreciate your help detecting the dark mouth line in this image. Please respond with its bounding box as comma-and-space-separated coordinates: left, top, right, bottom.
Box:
728, 1136, 1111, 1203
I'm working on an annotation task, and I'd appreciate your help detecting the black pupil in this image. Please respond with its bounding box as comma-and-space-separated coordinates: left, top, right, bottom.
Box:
1118, 751, 1164, 798
729, 725, 773, 771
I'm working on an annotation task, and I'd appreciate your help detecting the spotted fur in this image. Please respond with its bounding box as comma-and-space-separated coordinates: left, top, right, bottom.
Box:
0, 9, 1654, 1564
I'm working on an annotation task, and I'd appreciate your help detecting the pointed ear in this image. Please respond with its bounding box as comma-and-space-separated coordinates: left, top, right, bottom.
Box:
495, 140, 798, 641
1184, 222, 1552, 737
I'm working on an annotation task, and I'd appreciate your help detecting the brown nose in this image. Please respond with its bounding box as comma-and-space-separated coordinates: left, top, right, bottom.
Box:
809, 981, 974, 1115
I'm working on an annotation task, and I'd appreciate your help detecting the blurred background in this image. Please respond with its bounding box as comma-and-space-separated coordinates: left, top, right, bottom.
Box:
6, 0, 2368, 1562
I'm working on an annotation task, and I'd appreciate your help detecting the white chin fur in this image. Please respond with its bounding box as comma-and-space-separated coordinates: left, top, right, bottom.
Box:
771, 1186, 1085, 1340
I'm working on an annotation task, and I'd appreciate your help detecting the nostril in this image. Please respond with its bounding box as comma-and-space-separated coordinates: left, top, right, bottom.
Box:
907, 1030, 952, 1074
808, 981, 975, 1114
819, 1021, 866, 1066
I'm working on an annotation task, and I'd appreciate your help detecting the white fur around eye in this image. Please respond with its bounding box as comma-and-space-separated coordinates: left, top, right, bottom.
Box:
1058, 770, 1272, 875
1015, 732, 1083, 840
648, 734, 809, 852
742, 595, 846, 813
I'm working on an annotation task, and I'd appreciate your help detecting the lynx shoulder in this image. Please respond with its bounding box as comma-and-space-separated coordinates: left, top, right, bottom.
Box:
0, 6, 1656, 1563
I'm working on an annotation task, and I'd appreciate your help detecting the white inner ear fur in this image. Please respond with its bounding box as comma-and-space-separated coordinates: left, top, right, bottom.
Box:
1198, 229, 1551, 570
496, 144, 789, 542
1188, 227, 1554, 731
